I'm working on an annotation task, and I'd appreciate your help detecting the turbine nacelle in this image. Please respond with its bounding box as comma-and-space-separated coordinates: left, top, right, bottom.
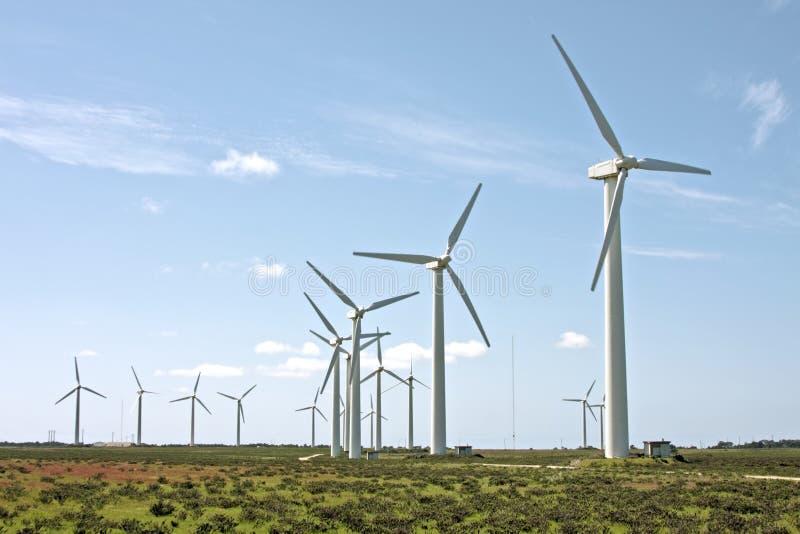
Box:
346, 308, 366, 319
588, 157, 635, 180
424, 255, 452, 270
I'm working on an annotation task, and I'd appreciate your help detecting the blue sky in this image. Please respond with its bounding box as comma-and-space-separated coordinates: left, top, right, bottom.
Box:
0, 1, 798, 448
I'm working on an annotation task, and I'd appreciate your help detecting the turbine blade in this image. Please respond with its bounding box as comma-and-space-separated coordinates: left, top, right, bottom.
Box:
194, 372, 201, 394
563, 398, 582, 402
74, 356, 80, 384
384, 369, 406, 385
129, 396, 138, 414
320, 347, 340, 395
218, 392, 237, 400
171, 396, 192, 403
636, 158, 711, 175
551, 34, 624, 158
143, 390, 158, 394
131, 366, 143, 390
309, 329, 331, 345
55, 387, 78, 405
362, 413, 370, 421
196, 397, 212, 414
587, 403, 598, 422
304, 292, 339, 338
370, 394, 374, 410
239, 403, 245, 424
376, 328, 383, 365
447, 183, 483, 252
315, 407, 328, 422
382, 380, 407, 395
446, 265, 490, 347
306, 261, 357, 309
314, 387, 320, 404
585, 379, 597, 399
82, 386, 106, 399
360, 331, 390, 338
591, 169, 627, 291
413, 377, 430, 390
241, 384, 257, 398
381, 415, 389, 421
364, 291, 419, 313
361, 369, 379, 384
353, 252, 437, 264
359, 336, 379, 352
296, 406, 313, 412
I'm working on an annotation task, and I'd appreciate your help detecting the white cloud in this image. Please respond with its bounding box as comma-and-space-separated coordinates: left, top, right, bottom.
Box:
555, 332, 591, 349
254, 340, 320, 356
160, 330, 178, 337
0, 92, 196, 174
741, 79, 790, 147
633, 178, 738, 204
138, 196, 165, 215
257, 357, 328, 378
155, 363, 244, 378
210, 149, 279, 179
624, 246, 722, 260
360, 339, 488, 371
158, 265, 174, 275
77, 349, 98, 357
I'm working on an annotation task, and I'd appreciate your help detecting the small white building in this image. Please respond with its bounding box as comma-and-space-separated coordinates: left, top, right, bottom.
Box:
367, 451, 380, 460
454, 445, 473, 457
643, 440, 671, 458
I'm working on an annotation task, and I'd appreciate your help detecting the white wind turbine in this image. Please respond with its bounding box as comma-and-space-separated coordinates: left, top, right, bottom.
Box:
354, 183, 489, 455
170, 372, 211, 446
306, 261, 418, 459
383, 354, 429, 448
361, 394, 388, 450
552, 35, 711, 458
218, 385, 256, 446
296, 387, 327, 447
563, 379, 597, 449
590, 395, 606, 451
55, 356, 106, 445
130, 366, 156, 446
360, 327, 405, 451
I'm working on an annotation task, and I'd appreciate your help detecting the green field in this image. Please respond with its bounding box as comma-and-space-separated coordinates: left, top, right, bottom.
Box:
1, 446, 799, 532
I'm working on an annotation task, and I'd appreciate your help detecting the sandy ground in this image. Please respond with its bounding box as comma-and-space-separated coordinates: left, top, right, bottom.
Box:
744, 474, 800, 482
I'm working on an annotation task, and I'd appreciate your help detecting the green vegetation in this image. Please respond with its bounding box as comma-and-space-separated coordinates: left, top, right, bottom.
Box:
0, 446, 799, 532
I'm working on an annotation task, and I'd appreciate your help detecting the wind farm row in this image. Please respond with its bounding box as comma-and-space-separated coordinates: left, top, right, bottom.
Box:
52, 35, 711, 458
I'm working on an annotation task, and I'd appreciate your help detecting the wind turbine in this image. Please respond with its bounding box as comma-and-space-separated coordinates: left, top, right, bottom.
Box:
361, 394, 388, 450
170, 372, 211, 446
353, 183, 489, 455
217, 385, 256, 446
130, 366, 156, 446
306, 261, 418, 459
563, 379, 597, 449
296, 387, 327, 447
383, 354, 429, 449
590, 395, 606, 451
360, 327, 405, 451
552, 35, 711, 458
55, 356, 106, 445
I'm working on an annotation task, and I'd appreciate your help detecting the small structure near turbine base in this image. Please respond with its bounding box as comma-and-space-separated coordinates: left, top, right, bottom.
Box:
455, 445, 473, 457
643, 440, 671, 458
367, 451, 380, 460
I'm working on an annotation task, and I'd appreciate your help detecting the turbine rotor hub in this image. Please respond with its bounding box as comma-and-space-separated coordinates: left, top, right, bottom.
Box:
425, 255, 451, 270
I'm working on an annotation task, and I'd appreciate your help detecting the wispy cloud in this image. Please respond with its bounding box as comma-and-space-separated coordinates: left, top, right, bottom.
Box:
633, 178, 739, 204
158, 265, 174, 275
155, 363, 244, 378
138, 196, 165, 215
624, 246, 721, 260
210, 149, 279, 180
201, 256, 269, 275
0, 93, 197, 174
76, 349, 98, 357
257, 357, 328, 378
764, 0, 790, 12
555, 332, 591, 350
254, 341, 320, 356
741, 79, 790, 147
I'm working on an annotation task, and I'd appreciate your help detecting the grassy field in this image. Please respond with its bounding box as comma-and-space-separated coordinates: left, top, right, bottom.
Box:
1, 446, 799, 533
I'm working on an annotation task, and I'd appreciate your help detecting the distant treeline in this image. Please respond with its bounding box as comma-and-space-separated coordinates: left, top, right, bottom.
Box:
708, 439, 800, 449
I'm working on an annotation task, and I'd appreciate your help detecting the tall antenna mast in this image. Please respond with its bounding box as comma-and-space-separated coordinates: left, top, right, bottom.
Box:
511, 335, 516, 450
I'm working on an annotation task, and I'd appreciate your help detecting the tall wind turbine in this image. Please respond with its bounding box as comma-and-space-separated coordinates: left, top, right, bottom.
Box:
552, 35, 711, 458
563, 379, 597, 449
383, 354, 429, 448
590, 395, 606, 451
354, 183, 489, 455
296, 387, 327, 447
361, 394, 388, 450
218, 385, 256, 446
170, 372, 211, 446
130, 366, 156, 446
306, 261, 418, 459
361, 327, 405, 451
55, 356, 106, 445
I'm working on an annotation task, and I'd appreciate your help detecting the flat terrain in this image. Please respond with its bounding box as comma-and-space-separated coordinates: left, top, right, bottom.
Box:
1, 446, 799, 532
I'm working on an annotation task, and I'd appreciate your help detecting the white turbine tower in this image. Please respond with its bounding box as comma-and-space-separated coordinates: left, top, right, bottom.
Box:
563, 379, 597, 449
590, 395, 606, 451
384, 354, 429, 449
296, 387, 327, 447
306, 261, 418, 459
552, 35, 711, 458
170, 372, 211, 447
354, 183, 489, 455
130, 366, 156, 446
55, 356, 106, 445
217, 385, 256, 446
361, 394, 388, 450
361, 327, 405, 451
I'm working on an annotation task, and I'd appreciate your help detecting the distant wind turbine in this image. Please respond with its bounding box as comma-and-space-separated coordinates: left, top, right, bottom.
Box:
130, 366, 156, 446
590, 395, 606, 451
170, 372, 211, 446
361, 327, 405, 450
563, 379, 597, 449
361, 394, 388, 450
296, 387, 326, 447
383, 354, 429, 449
218, 385, 256, 446
55, 356, 106, 445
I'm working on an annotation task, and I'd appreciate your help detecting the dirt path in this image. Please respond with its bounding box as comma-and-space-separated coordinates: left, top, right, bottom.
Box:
744, 475, 800, 482
477, 463, 577, 469
298, 453, 325, 461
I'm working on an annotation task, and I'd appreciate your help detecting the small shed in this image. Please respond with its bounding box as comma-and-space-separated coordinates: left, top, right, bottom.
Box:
367, 451, 380, 460
643, 440, 671, 458
455, 445, 473, 457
